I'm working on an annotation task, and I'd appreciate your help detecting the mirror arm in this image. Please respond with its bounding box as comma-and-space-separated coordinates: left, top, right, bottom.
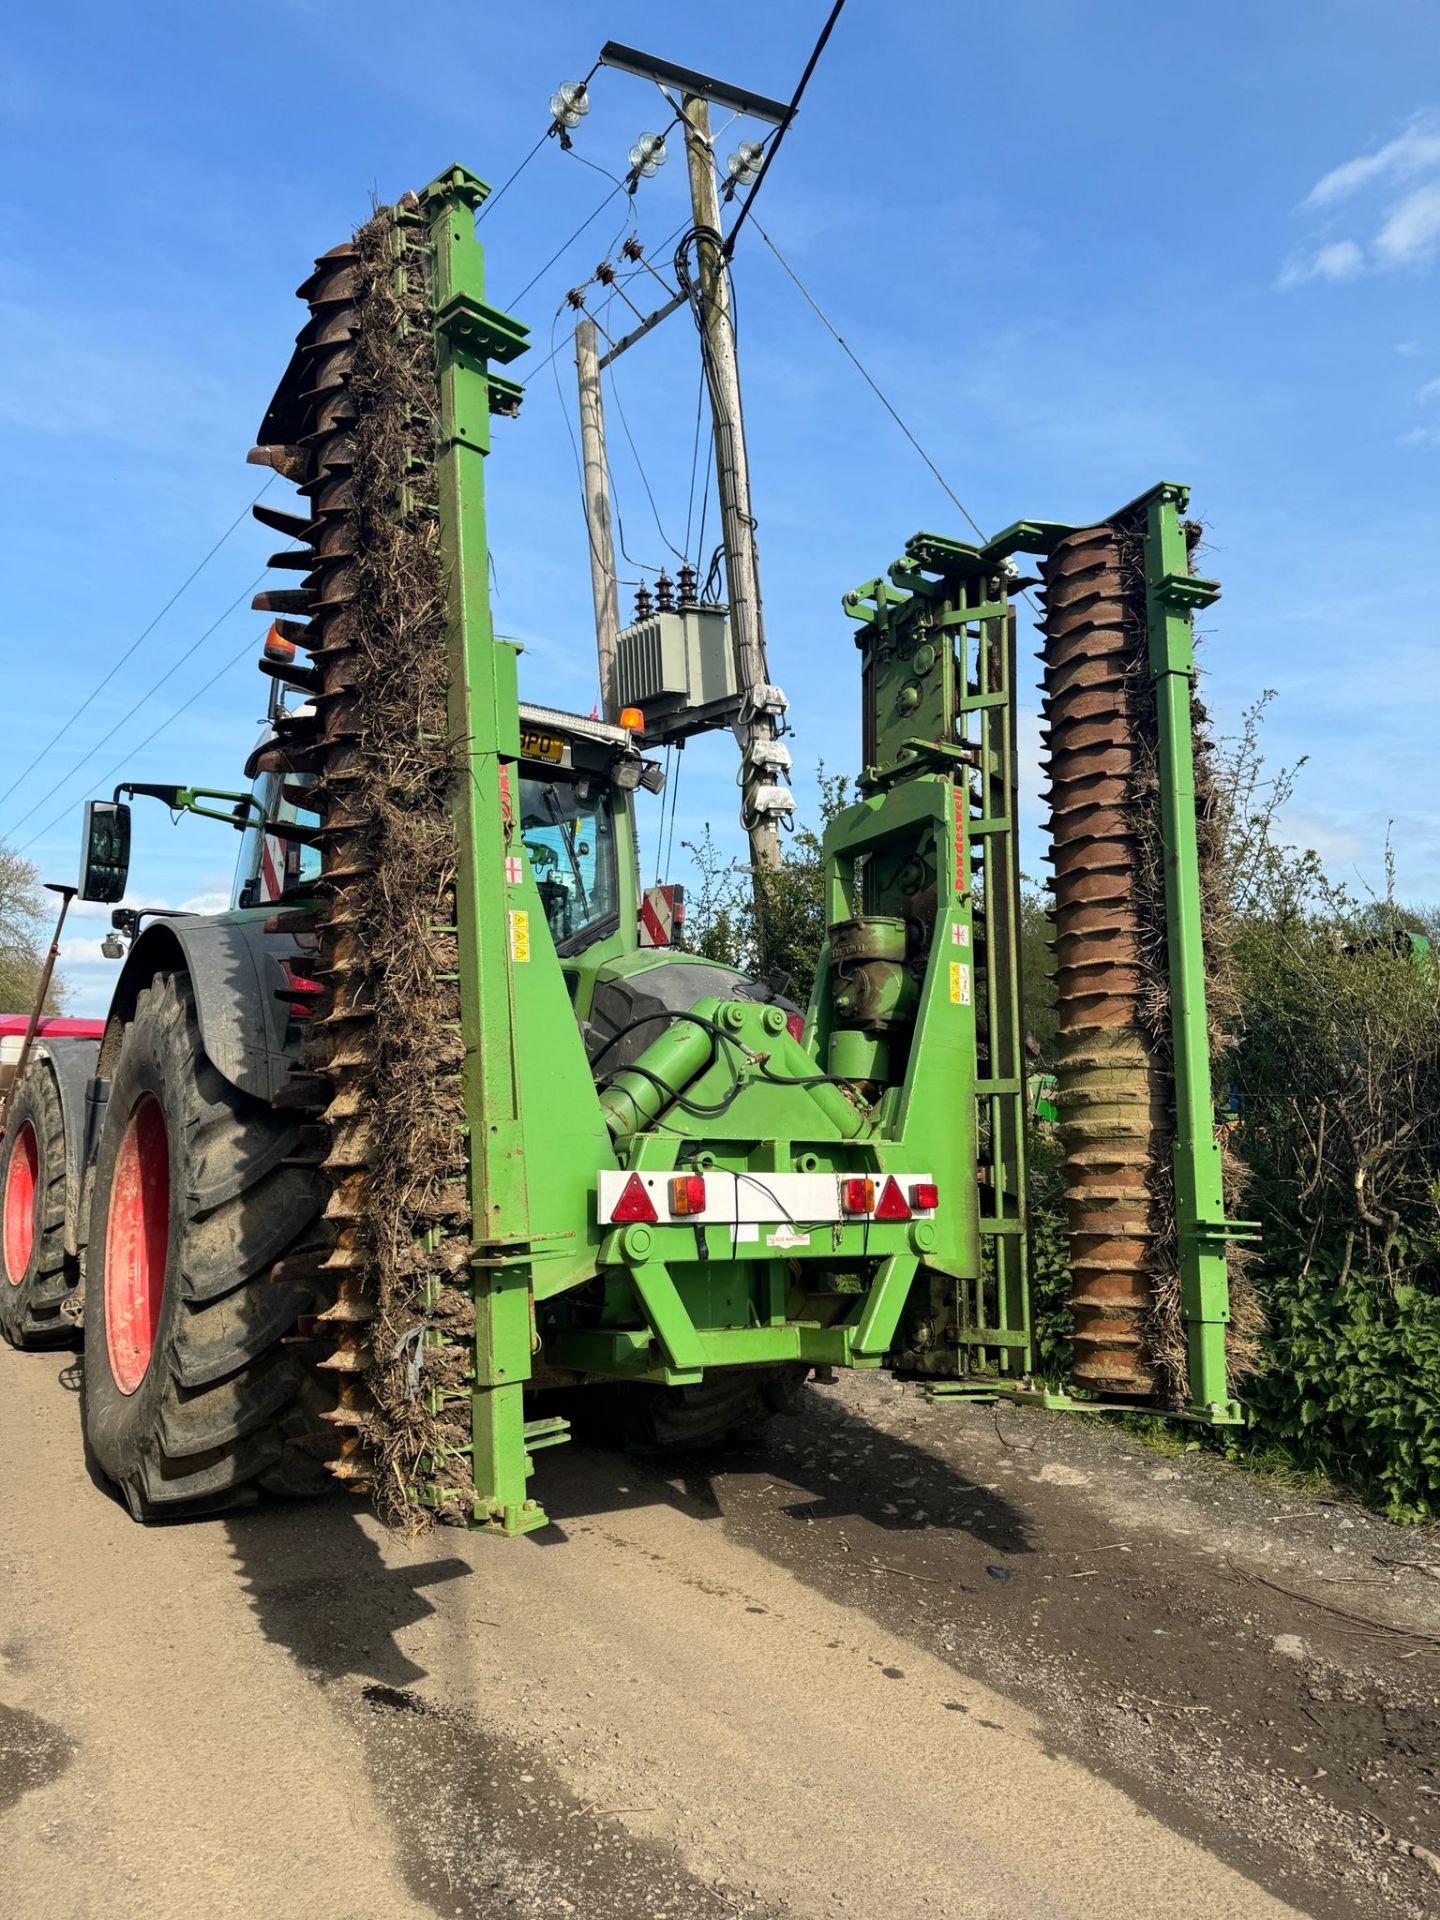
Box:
115, 783, 265, 831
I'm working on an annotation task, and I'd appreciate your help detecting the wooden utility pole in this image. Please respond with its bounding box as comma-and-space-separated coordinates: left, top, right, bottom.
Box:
681, 95, 786, 874
574, 316, 622, 722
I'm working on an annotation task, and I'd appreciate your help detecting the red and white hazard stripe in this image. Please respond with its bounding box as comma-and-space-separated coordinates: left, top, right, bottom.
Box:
639, 884, 683, 948
260, 834, 283, 904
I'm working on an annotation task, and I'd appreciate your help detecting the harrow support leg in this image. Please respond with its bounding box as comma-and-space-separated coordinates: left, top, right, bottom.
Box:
468, 1259, 546, 1535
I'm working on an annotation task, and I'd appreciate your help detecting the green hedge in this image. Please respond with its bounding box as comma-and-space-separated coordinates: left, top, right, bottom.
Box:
1233, 1265, 1440, 1521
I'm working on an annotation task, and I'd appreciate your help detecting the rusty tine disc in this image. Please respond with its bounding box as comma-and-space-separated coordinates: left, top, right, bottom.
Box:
1040, 521, 1167, 1399
253, 502, 312, 542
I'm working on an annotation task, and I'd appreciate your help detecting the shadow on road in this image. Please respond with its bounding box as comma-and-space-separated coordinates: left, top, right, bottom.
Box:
225, 1499, 470, 1689
543, 1386, 1035, 1558
219, 1383, 1029, 1691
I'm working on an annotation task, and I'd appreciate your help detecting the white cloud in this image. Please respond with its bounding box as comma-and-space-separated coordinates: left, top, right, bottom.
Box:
1281, 115, 1440, 288
1375, 182, 1440, 267
1399, 425, 1440, 448
1275, 239, 1365, 289
1306, 122, 1440, 207
1419, 376, 1440, 402
68, 888, 226, 923
62, 936, 123, 967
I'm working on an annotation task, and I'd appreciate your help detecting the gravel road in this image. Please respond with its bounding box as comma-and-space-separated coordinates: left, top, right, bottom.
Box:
2, 1348, 1437, 1919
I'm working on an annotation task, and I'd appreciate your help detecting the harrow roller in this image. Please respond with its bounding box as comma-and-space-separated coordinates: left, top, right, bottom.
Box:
1039, 524, 1163, 1397
244, 191, 484, 1525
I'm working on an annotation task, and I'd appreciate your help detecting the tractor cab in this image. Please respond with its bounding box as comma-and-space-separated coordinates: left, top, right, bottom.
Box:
232, 695, 665, 983
512, 702, 658, 963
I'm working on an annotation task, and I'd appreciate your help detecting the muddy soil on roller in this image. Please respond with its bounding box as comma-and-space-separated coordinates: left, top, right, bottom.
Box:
2, 1345, 1437, 1920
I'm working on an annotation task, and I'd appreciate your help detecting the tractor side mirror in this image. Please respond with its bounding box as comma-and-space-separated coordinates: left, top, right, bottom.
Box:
79, 799, 131, 902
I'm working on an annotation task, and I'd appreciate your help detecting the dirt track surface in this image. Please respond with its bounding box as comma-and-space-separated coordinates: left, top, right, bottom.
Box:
2, 1350, 1438, 1920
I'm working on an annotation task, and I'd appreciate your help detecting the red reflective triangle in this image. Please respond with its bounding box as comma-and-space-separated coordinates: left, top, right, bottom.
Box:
873, 1175, 911, 1221
611, 1172, 658, 1224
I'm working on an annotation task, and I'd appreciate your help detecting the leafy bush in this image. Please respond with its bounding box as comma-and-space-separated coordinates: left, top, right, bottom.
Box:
1027, 1128, 1074, 1381
1223, 705, 1440, 1286
1229, 1267, 1440, 1520
1211, 701, 1440, 1517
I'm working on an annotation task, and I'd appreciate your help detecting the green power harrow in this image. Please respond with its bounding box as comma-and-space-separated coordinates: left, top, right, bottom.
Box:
247, 165, 1252, 1534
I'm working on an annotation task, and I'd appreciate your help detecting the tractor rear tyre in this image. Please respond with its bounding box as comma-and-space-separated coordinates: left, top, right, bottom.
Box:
81, 971, 331, 1519
0, 1066, 74, 1348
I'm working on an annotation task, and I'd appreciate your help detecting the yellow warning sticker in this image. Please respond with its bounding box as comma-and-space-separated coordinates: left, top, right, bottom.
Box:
509, 909, 530, 963
949, 961, 971, 1005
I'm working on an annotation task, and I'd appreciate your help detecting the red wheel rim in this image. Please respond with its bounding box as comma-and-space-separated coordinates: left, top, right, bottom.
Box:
104, 1096, 170, 1394
3, 1121, 38, 1285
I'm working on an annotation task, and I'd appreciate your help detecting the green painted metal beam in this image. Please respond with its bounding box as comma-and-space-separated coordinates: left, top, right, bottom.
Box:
550, 1321, 879, 1384
421, 165, 548, 1534
1139, 484, 1244, 1425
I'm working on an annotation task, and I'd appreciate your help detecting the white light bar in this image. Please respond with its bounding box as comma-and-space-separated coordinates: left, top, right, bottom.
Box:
597, 1169, 936, 1228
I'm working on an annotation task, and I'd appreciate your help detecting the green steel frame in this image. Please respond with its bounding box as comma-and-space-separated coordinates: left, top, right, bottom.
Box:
835, 533, 1031, 1386
381, 170, 1251, 1529
422, 166, 617, 1532
92, 151, 1262, 1535
1140, 487, 1254, 1421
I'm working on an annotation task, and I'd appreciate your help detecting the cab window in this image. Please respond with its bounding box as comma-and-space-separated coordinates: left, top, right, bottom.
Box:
232, 772, 277, 909
519, 775, 618, 952
233, 769, 321, 908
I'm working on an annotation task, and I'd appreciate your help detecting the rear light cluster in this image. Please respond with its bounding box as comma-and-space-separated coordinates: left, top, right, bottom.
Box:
841, 1177, 875, 1214
277, 959, 324, 1019
609, 1172, 710, 1224
670, 1174, 706, 1216
843, 1175, 938, 1220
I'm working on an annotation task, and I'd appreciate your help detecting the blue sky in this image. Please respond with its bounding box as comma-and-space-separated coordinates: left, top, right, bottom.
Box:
2, 0, 1438, 1013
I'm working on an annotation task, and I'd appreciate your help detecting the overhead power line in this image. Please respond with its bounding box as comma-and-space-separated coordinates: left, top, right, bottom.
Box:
0, 477, 274, 820
507, 182, 629, 310
604, 356, 688, 567
19, 623, 267, 858
723, 0, 848, 261
11, 568, 274, 846
473, 126, 552, 227
549, 299, 655, 584
476, 48, 608, 231
751, 217, 986, 543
